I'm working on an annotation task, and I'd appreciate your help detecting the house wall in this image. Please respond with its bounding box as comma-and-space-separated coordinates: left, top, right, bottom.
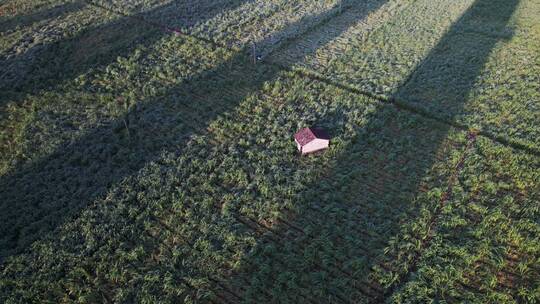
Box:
302, 139, 329, 154
295, 139, 302, 152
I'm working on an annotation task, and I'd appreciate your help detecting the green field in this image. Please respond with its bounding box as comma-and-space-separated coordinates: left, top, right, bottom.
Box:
1, 0, 539, 303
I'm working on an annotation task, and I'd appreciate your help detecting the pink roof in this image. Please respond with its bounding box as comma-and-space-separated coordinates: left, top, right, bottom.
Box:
294, 127, 330, 146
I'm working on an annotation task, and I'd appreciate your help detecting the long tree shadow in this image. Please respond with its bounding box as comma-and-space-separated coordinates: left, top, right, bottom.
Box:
0, 0, 252, 111
0, 1, 86, 33
0, 0, 254, 260
218, 0, 521, 302
0, 0, 389, 264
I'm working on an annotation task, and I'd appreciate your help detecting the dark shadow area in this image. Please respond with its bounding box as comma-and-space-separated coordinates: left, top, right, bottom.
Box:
266, 0, 385, 64
0, 0, 251, 259
141, 0, 254, 29
216, 0, 520, 302
0, 0, 251, 111
253, 0, 369, 59
0, 0, 386, 264
396, 0, 518, 119
0, 1, 86, 33
0, 16, 158, 106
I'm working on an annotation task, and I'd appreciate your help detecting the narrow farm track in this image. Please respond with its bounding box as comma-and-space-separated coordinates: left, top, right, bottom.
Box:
83, 0, 540, 158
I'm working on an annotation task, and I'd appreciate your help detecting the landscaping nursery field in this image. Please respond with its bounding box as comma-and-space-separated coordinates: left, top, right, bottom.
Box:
0, 0, 539, 303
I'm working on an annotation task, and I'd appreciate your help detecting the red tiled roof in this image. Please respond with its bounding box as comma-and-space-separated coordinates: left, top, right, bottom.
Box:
294, 127, 330, 146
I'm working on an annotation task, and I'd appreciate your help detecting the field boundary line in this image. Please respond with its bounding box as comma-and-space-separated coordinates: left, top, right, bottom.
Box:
82, 0, 540, 158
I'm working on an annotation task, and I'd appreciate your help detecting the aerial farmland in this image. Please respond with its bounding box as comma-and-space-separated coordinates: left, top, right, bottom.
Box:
0, 0, 539, 302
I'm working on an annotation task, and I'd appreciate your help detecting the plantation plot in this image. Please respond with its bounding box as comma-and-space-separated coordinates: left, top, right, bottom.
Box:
89, 0, 242, 20
0, 33, 238, 257
91, 0, 361, 56
90, 0, 252, 42
0, 0, 538, 302
0, 16, 165, 176
397, 0, 540, 151
0, 58, 278, 301
382, 137, 540, 303
0, 4, 153, 106
270, 0, 406, 70
275, 0, 539, 151
0, 0, 369, 262
217, 109, 469, 303
271, 0, 476, 95
0, 0, 82, 33
1, 1, 157, 175
0, 1, 120, 80
0, 68, 468, 302
0, 0, 397, 256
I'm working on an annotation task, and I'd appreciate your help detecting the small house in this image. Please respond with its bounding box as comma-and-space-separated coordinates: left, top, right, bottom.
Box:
294, 127, 330, 155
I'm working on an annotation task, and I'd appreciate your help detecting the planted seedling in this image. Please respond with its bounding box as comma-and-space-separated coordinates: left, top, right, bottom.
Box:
116, 96, 131, 140
251, 41, 257, 65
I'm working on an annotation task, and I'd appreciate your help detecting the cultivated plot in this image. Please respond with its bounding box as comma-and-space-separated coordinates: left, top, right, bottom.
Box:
1, 70, 469, 302
0, 33, 236, 256
91, 0, 373, 55
270, 0, 406, 70
272, 0, 540, 152
0, 1, 120, 81
384, 137, 540, 303
0, 0, 538, 302
214, 106, 469, 303
0, 11, 162, 175
398, 0, 540, 151
0, 0, 82, 33
271, 0, 476, 95
1, 0, 380, 259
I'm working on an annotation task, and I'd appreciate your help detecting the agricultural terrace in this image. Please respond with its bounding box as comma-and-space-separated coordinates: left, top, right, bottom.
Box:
0, 0, 539, 303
